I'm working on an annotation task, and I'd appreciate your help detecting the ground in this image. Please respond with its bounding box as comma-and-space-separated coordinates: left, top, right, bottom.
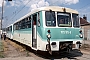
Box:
0, 39, 90, 60
0, 39, 46, 60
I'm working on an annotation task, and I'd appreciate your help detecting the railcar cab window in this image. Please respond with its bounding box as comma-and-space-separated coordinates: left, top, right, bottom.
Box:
72, 14, 79, 27
57, 12, 71, 27
45, 11, 56, 26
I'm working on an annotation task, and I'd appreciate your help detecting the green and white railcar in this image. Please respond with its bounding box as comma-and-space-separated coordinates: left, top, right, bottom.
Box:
6, 24, 13, 39
6, 6, 83, 54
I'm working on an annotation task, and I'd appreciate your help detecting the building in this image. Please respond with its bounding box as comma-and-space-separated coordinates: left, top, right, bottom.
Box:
80, 16, 90, 40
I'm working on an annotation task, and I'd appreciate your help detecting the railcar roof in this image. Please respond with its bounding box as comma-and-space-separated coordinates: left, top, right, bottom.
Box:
14, 6, 78, 24
35, 6, 78, 13
7, 24, 13, 28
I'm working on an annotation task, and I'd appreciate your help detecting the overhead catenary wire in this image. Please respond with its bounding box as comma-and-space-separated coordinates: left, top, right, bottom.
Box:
4, 0, 31, 27
4, 7, 21, 27
78, 2, 90, 21
10, 0, 31, 21
3, 0, 23, 27
79, 2, 90, 9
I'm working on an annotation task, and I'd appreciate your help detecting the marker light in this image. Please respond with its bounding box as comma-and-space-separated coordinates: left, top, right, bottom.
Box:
79, 30, 82, 33
47, 30, 50, 33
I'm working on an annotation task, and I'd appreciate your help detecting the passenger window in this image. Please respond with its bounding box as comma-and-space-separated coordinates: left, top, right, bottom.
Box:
14, 24, 16, 30
25, 18, 28, 28
27, 16, 31, 28
21, 19, 25, 29
16, 23, 18, 30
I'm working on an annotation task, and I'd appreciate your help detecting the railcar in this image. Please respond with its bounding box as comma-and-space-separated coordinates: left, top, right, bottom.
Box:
6, 6, 83, 54
6, 24, 13, 39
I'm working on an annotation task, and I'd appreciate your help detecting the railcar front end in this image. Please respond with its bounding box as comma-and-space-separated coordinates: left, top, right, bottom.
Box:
36, 9, 83, 54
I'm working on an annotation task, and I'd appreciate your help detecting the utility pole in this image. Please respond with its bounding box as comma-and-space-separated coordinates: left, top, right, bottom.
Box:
1, 0, 4, 30
0, 0, 12, 40
0, 0, 4, 39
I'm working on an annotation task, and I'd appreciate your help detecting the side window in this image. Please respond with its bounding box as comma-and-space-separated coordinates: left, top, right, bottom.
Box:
16, 23, 18, 30
6, 27, 9, 31
10, 26, 12, 31
19, 21, 21, 29
18, 21, 21, 30
38, 12, 40, 27
8, 26, 11, 31
9, 27, 10, 31
14, 22, 19, 30
25, 18, 27, 28
72, 14, 79, 27
8, 27, 9, 31
15, 23, 18, 30
15, 23, 17, 30
14, 24, 16, 30
25, 16, 31, 28
33, 14, 37, 25
21, 19, 25, 29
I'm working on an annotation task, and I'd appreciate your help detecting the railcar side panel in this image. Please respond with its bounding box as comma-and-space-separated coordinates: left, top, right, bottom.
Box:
13, 28, 32, 46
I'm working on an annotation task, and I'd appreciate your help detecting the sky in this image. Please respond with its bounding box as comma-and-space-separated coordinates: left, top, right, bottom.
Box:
0, 0, 90, 28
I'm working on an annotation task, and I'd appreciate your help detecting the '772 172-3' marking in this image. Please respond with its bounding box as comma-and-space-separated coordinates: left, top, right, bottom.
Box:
60, 31, 71, 34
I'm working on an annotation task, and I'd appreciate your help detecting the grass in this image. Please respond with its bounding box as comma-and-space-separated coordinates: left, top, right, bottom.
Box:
80, 44, 90, 51
0, 52, 5, 58
0, 41, 5, 58
26, 51, 30, 57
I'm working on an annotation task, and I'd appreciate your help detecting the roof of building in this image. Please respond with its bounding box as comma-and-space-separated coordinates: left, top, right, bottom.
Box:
80, 17, 90, 26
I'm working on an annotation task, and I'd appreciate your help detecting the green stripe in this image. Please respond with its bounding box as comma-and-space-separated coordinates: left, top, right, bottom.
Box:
14, 28, 31, 34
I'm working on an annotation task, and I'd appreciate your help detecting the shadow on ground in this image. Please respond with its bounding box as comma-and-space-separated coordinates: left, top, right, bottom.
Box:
34, 49, 83, 60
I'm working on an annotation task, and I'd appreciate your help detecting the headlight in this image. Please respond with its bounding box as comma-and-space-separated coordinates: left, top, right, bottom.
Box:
79, 34, 83, 38
47, 34, 51, 38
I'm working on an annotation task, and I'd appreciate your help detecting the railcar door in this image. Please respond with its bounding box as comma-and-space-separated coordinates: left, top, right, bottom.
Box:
32, 14, 37, 48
